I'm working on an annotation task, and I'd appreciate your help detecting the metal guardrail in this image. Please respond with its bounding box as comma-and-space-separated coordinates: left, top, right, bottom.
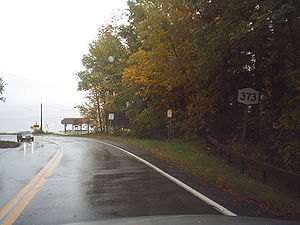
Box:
206, 136, 300, 195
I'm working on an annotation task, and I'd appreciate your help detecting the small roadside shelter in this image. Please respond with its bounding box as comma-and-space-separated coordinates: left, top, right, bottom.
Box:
61, 118, 87, 134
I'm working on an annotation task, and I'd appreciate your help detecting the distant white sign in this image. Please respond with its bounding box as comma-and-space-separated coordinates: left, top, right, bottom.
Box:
108, 113, 114, 120
237, 88, 259, 105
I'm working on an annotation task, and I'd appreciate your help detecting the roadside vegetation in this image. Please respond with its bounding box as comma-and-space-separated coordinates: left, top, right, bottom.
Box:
74, 0, 299, 219
76, 0, 299, 173
74, 133, 299, 219
32, 130, 47, 135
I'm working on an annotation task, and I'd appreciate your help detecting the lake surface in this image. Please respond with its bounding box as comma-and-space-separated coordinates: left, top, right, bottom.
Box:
0, 104, 80, 133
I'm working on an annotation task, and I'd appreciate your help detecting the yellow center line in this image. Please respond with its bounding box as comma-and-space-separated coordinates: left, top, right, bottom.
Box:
2, 150, 63, 225
0, 140, 63, 225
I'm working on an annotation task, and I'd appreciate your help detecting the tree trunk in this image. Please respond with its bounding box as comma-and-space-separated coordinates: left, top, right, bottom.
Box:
95, 93, 103, 132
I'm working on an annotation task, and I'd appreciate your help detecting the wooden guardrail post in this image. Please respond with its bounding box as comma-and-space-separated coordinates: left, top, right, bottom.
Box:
227, 153, 232, 165
206, 135, 300, 196
262, 169, 267, 183
240, 160, 246, 174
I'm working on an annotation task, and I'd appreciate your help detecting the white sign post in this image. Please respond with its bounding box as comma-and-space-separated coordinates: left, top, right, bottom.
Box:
108, 113, 114, 120
166, 109, 174, 140
108, 113, 114, 131
237, 88, 260, 149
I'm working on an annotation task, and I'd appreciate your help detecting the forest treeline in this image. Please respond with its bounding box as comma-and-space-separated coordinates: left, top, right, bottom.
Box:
77, 0, 299, 172
0, 77, 5, 101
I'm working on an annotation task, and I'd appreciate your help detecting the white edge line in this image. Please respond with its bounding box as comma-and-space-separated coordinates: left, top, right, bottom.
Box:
88, 138, 237, 217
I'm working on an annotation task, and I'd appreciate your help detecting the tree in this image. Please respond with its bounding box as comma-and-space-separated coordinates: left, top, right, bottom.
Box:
120, 0, 299, 170
77, 24, 129, 132
0, 77, 5, 102
77, 0, 299, 170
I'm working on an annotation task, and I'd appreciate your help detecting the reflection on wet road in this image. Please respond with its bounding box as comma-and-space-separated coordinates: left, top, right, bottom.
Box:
0, 136, 59, 213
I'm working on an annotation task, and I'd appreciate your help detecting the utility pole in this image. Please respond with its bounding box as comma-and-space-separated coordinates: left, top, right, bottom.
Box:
40, 103, 43, 132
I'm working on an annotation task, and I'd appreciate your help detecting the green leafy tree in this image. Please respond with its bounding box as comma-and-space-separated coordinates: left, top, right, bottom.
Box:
77, 24, 129, 131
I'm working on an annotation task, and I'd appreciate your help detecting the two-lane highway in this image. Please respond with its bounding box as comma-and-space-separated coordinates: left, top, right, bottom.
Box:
0, 136, 62, 224
0, 135, 277, 225
0, 136, 59, 209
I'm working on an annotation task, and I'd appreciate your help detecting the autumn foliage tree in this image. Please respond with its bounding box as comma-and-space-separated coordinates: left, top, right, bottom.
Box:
78, 0, 299, 171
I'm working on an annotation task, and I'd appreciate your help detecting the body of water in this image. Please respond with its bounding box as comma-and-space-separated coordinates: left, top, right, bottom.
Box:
0, 104, 81, 133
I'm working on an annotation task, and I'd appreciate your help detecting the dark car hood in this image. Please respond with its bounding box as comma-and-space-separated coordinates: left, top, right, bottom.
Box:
63, 215, 299, 225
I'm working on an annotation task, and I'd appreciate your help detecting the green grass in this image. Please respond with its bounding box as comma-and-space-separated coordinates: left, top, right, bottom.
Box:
0, 140, 20, 148
64, 133, 300, 219
32, 131, 54, 135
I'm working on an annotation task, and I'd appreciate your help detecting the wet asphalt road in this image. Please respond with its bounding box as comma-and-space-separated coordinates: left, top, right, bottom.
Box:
0, 136, 58, 211
0, 135, 278, 224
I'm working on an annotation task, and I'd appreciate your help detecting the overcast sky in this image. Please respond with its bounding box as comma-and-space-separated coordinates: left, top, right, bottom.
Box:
0, 0, 128, 132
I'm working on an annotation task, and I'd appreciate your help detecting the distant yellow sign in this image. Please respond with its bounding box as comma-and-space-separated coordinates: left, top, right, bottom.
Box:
167, 109, 173, 118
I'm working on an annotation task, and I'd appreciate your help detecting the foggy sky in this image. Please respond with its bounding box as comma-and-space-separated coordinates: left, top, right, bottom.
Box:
0, 0, 128, 132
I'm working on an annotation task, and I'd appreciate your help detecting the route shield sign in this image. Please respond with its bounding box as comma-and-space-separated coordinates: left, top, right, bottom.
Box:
237, 88, 259, 105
